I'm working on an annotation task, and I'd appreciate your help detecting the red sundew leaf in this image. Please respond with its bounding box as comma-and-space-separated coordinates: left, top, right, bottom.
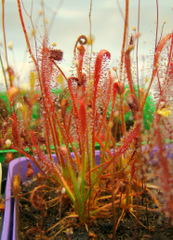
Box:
30, 131, 56, 178
93, 49, 111, 123
12, 113, 20, 146
109, 72, 117, 122
118, 124, 140, 155
164, 33, 173, 81
153, 33, 172, 78
153, 33, 173, 95
125, 49, 134, 95
67, 77, 83, 151
168, 59, 173, 79
141, 33, 172, 111
41, 39, 56, 107
163, 40, 173, 89
92, 49, 111, 116
31, 131, 75, 203
130, 158, 137, 181
79, 99, 86, 142
40, 39, 62, 118
94, 50, 111, 91
93, 123, 140, 182
155, 116, 173, 219
97, 70, 113, 135
67, 77, 80, 121
77, 45, 85, 83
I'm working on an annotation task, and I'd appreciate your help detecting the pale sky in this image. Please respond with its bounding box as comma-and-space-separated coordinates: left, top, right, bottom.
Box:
0, 0, 173, 89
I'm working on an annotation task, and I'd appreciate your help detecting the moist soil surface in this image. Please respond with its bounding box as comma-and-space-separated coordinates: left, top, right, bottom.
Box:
18, 178, 173, 240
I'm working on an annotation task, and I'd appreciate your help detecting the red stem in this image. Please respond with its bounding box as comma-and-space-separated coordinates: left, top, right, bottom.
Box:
120, 0, 129, 80
17, 0, 38, 69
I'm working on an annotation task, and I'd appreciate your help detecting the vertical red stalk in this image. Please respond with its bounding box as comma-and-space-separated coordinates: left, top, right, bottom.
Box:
17, 0, 38, 69
120, 0, 129, 80
1, 0, 10, 88
110, 80, 117, 122
79, 99, 86, 146
136, 0, 141, 99
155, 0, 159, 51
119, 0, 129, 136
119, 95, 126, 135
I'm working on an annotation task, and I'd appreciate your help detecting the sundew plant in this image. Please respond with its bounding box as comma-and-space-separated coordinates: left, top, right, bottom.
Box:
1, 0, 173, 238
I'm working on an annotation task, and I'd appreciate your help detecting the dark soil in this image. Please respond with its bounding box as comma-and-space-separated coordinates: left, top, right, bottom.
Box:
18, 178, 173, 240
